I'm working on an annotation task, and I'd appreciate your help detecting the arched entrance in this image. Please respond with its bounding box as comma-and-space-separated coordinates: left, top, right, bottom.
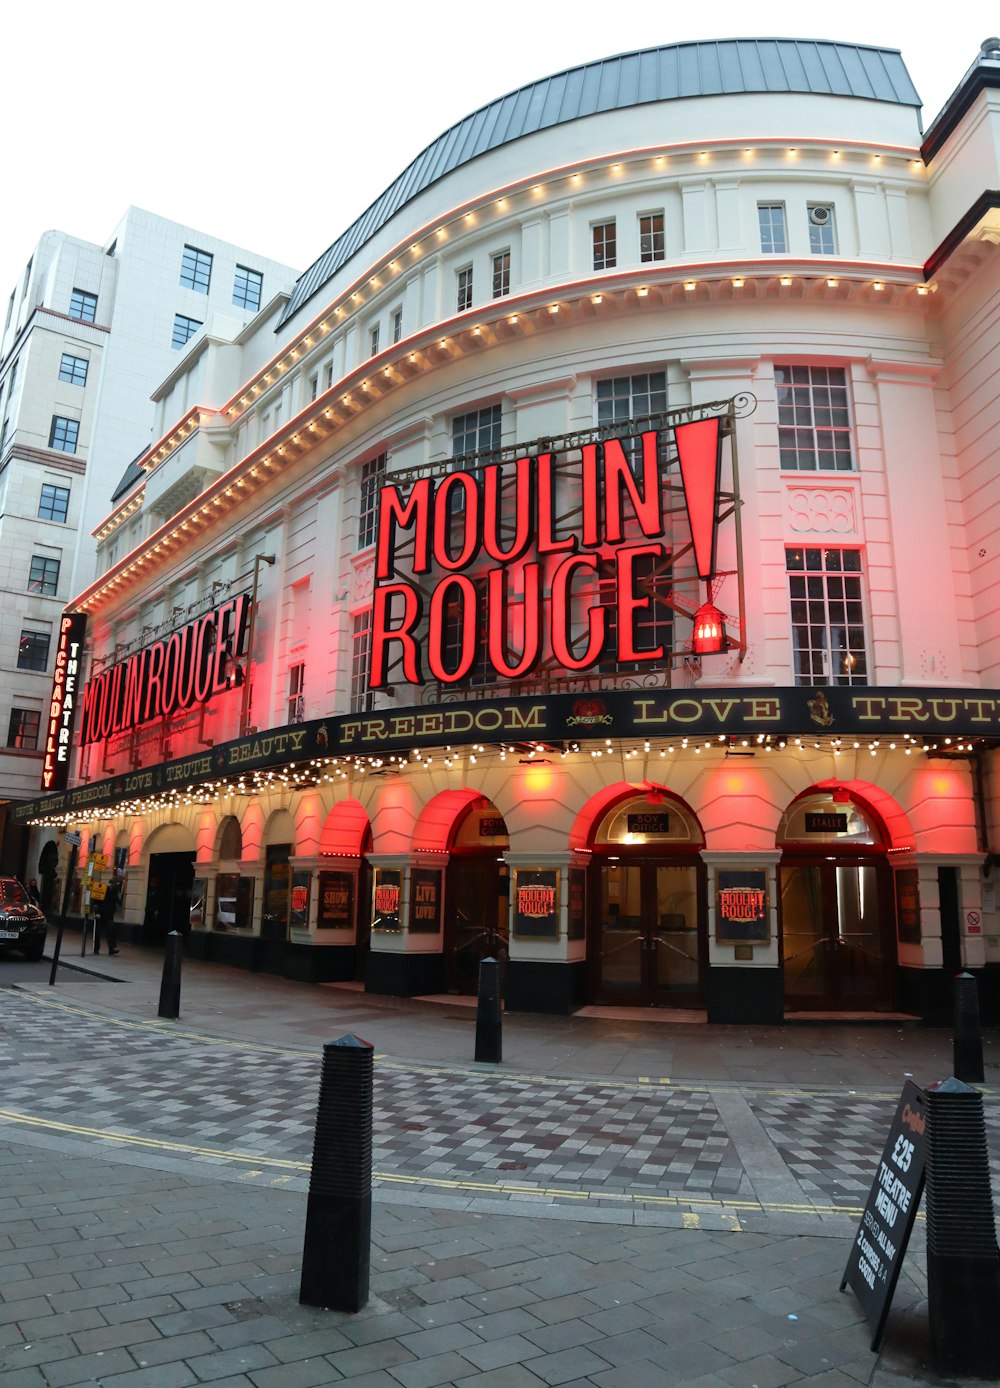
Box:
588, 790, 706, 1007
778, 789, 895, 1011
443, 796, 509, 995
142, 823, 197, 944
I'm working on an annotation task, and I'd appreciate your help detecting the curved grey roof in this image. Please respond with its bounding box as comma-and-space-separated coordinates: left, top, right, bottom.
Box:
279, 38, 920, 329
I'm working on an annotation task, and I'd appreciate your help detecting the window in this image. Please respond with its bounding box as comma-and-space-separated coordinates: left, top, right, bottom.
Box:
452, 403, 502, 462
599, 552, 672, 672
59, 353, 88, 386
808, 204, 837, 255
180, 245, 212, 293
775, 365, 853, 471
370, 324, 380, 356
787, 548, 868, 686
392, 307, 403, 344
27, 555, 60, 596
7, 708, 40, 751
358, 453, 387, 548
323, 362, 334, 391
457, 265, 473, 312
440, 576, 489, 686
593, 220, 617, 270
48, 416, 79, 454
596, 372, 669, 472
68, 288, 98, 323
0, 419, 9, 455
8, 357, 18, 398
758, 204, 787, 254
172, 314, 202, 349
287, 663, 305, 723
308, 373, 319, 402
232, 264, 262, 311
17, 631, 50, 671
492, 250, 510, 298
639, 213, 665, 263
39, 483, 70, 522
351, 611, 374, 713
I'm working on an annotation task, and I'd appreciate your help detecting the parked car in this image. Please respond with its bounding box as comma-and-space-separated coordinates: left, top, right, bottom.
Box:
0, 878, 47, 960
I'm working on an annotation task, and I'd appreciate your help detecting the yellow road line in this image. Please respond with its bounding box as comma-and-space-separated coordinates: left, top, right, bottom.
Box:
0, 1106, 882, 1219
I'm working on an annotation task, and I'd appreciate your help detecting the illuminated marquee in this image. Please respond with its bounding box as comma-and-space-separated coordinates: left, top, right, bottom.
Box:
78, 595, 249, 747
42, 612, 87, 792
371, 418, 724, 687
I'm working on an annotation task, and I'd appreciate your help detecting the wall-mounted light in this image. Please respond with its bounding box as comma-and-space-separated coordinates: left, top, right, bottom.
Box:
692, 600, 725, 655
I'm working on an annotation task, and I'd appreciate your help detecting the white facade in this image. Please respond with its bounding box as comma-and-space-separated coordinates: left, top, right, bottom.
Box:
17, 39, 1000, 1020
0, 210, 297, 820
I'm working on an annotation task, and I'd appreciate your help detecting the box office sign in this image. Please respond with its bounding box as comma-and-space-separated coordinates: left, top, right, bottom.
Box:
514, 868, 560, 939
409, 868, 442, 933
372, 868, 402, 931
317, 871, 354, 930
716, 869, 769, 943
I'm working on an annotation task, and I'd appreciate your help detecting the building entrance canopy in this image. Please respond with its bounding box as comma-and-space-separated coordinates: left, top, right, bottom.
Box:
12, 685, 996, 827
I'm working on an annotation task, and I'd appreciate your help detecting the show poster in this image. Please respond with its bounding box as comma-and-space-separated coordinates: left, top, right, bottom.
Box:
716, 869, 769, 943
372, 867, 402, 931
568, 867, 586, 940
409, 868, 441, 933
290, 870, 311, 930
841, 1081, 928, 1351
895, 869, 921, 944
513, 868, 559, 939
317, 871, 354, 930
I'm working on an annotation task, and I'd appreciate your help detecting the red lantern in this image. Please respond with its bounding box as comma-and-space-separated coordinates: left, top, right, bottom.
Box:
692, 600, 725, 655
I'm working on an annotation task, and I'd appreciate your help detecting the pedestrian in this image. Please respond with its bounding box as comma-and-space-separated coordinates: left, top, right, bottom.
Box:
27, 878, 41, 905
94, 875, 121, 956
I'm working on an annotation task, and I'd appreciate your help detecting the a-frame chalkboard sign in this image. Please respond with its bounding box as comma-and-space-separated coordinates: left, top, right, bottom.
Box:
841, 1080, 928, 1351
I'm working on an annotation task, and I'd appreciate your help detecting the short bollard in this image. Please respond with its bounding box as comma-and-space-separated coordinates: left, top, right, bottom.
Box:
475, 956, 502, 1063
952, 972, 984, 1082
300, 1034, 373, 1312
157, 931, 183, 1019
926, 1077, 1000, 1379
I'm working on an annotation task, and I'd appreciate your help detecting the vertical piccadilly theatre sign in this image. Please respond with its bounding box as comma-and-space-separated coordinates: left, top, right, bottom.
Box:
42, 613, 87, 792
370, 402, 740, 689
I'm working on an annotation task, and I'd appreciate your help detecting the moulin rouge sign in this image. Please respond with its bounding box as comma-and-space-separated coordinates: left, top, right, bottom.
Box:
371, 417, 725, 687
75, 595, 249, 751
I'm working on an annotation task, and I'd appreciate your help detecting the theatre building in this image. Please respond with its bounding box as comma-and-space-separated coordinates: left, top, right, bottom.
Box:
16, 37, 1000, 1020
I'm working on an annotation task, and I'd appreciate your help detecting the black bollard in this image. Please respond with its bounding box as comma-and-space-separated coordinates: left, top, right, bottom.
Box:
952, 972, 984, 1082
926, 1077, 1000, 1379
300, 1034, 373, 1311
157, 931, 183, 1019
475, 956, 502, 1063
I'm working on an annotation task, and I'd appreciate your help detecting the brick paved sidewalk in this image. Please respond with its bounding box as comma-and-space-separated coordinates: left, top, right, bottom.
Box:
0, 1133, 941, 1388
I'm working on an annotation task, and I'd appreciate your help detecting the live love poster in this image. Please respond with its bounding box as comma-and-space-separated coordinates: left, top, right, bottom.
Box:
513, 868, 560, 939
409, 868, 442, 933
716, 868, 769, 943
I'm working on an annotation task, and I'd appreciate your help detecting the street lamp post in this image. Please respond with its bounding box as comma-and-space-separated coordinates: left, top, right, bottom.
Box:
239, 554, 275, 736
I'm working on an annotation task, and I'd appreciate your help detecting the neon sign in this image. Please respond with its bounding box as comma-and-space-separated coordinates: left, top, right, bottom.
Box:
42, 613, 87, 791
371, 419, 723, 687
78, 595, 249, 747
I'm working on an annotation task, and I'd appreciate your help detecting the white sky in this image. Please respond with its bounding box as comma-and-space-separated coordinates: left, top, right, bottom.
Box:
3, 1, 997, 301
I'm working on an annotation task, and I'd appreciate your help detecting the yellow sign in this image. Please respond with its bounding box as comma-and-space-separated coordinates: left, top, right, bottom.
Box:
89, 853, 108, 872
90, 881, 108, 901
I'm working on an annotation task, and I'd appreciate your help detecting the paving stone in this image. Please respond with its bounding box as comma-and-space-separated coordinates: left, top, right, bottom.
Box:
528, 1344, 614, 1384
184, 1342, 280, 1381
99, 1366, 198, 1388
41, 1346, 139, 1386
459, 1333, 546, 1371
326, 1338, 417, 1376
247, 1360, 341, 1387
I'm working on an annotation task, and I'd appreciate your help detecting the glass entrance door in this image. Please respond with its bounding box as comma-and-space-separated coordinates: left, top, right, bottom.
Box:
780, 861, 890, 1009
445, 857, 508, 995
594, 862, 702, 1005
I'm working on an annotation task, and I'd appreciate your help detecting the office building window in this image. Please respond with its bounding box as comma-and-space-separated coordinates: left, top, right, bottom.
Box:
68, 288, 98, 323
457, 265, 473, 312
287, 663, 305, 723
593, 220, 617, 270
639, 213, 665, 263
48, 416, 79, 454
351, 611, 374, 713
358, 452, 387, 548
172, 314, 203, 349
58, 353, 88, 386
788, 547, 868, 686
7, 707, 40, 751
370, 324, 380, 356
180, 245, 212, 293
392, 307, 403, 343
758, 204, 787, 254
808, 204, 837, 254
27, 555, 59, 596
452, 403, 502, 461
775, 365, 853, 470
17, 631, 50, 671
39, 484, 70, 522
492, 249, 510, 298
233, 264, 263, 311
